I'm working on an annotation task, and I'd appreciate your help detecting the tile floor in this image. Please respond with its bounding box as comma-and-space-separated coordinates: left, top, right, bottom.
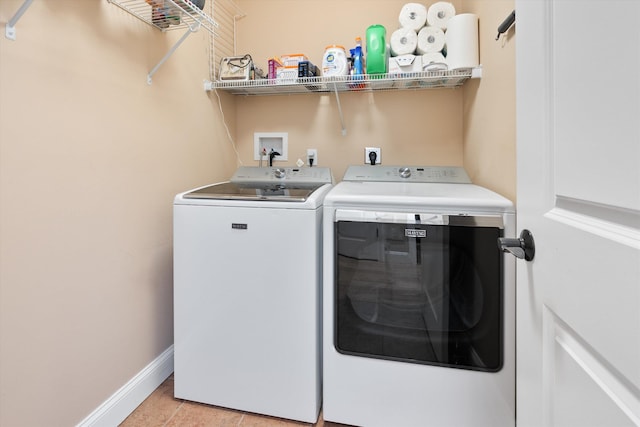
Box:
119, 375, 346, 427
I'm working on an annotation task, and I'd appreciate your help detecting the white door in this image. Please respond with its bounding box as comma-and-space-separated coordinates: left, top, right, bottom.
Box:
515, 1, 640, 426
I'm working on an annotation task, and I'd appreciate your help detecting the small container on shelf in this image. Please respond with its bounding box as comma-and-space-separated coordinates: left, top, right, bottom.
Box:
280, 54, 309, 67
268, 57, 283, 80
322, 45, 349, 76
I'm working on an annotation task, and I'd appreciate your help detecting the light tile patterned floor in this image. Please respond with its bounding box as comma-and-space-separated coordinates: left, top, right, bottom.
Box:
120, 375, 345, 427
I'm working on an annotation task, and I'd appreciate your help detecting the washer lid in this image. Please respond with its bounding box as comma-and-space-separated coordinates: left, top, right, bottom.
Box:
183, 182, 323, 202
324, 181, 514, 213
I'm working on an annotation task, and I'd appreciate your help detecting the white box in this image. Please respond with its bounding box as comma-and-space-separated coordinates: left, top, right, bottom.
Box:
280, 54, 309, 67
388, 54, 423, 75
276, 66, 298, 84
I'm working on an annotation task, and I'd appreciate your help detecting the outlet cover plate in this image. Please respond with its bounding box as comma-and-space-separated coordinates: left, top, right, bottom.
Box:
254, 132, 288, 161
307, 148, 318, 166
365, 147, 381, 164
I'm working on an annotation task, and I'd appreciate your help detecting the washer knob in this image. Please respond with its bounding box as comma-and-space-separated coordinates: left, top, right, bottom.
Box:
274, 168, 286, 179
399, 167, 411, 178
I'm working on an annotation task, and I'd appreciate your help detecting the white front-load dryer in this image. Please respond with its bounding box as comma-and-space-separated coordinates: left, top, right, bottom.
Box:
173, 166, 332, 424
322, 166, 516, 427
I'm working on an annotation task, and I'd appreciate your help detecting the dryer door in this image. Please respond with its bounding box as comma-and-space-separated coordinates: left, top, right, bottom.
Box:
334, 210, 505, 372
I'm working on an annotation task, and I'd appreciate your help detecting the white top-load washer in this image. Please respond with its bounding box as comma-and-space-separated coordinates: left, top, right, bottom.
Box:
322, 165, 516, 427
173, 166, 332, 423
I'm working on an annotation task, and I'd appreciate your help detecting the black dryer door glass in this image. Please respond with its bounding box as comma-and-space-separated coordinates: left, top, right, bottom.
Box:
335, 217, 503, 371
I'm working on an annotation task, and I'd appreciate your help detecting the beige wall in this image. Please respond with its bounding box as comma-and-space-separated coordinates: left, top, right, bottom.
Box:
463, 0, 516, 202
230, 0, 515, 202
0, 0, 514, 425
233, 0, 465, 181
0, 1, 236, 425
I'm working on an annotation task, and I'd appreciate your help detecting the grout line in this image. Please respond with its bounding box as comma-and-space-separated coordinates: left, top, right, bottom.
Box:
162, 400, 185, 427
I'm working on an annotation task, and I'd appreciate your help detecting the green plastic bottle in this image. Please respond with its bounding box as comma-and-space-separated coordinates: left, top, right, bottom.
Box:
366, 24, 387, 74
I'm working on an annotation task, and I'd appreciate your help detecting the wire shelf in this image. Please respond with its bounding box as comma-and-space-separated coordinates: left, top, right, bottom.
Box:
212, 69, 476, 95
108, 0, 218, 34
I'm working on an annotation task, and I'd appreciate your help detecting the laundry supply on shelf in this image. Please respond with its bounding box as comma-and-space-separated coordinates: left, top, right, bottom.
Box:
145, 0, 179, 27
219, 54, 255, 80
298, 61, 320, 77
366, 24, 388, 74
386, 1, 478, 73
188, 0, 205, 10
175, 0, 206, 10
388, 54, 423, 75
390, 27, 418, 56
275, 66, 298, 83
280, 54, 309, 67
426, 1, 456, 30
274, 53, 311, 82
422, 52, 448, 71
416, 26, 446, 54
445, 13, 479, 70
268, 58, 283, 79
145, 0, 206, 27
322, 45, 349, 76
245, 1, 475, 85
352, 37, 365, 76
398, 3, 428, 31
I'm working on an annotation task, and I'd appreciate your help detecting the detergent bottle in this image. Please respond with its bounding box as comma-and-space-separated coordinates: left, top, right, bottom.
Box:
366, 24, 387, 74
352, 37, 365, 76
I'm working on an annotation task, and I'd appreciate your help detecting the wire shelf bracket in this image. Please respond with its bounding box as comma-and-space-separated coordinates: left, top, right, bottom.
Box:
5, 0, 35, 41
147, 22, 199, 84
333, 83, 347, 136
108, 0, 219, 84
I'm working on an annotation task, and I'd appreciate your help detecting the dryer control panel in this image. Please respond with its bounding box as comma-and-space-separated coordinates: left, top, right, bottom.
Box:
342, 165, 471, 183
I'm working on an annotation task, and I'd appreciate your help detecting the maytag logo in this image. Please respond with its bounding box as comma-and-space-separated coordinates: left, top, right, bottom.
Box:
405, 229, 426, 238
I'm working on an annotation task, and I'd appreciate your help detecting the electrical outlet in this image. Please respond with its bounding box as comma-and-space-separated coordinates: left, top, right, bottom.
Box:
306, 149, 318, 166
365, 147, 381, 165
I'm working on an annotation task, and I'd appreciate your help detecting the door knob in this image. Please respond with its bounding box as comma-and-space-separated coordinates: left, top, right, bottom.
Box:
498, 229, 535, 261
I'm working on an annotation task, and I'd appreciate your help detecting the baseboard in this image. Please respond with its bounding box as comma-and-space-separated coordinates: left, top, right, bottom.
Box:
76, 345, 174, 427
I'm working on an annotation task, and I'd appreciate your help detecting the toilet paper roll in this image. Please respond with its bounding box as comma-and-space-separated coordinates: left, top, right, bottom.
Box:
427, 2, 456, 30
398, 3, 428, 31
422, 52, 448, 71
416, 26, 446, 54
445, 13, 479, 70
390, 27, 418, 56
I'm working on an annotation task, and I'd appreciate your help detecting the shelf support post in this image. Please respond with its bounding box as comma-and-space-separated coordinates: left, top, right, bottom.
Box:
147, 22, 200, 85
333, 83, 347, 136
5, 0, 35, 40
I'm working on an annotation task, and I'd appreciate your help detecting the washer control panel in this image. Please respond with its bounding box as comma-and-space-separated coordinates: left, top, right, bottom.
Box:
231, 166, 333, 185
342, 165, 471, 183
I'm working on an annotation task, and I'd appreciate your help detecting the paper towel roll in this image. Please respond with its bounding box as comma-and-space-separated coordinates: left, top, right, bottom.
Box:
422, 52, 448, 71
390, 27, 418, 56
445, 13, 479, 70
427, 2, 456, 30
398, 3, 428, 31
416, 26, 446, 54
